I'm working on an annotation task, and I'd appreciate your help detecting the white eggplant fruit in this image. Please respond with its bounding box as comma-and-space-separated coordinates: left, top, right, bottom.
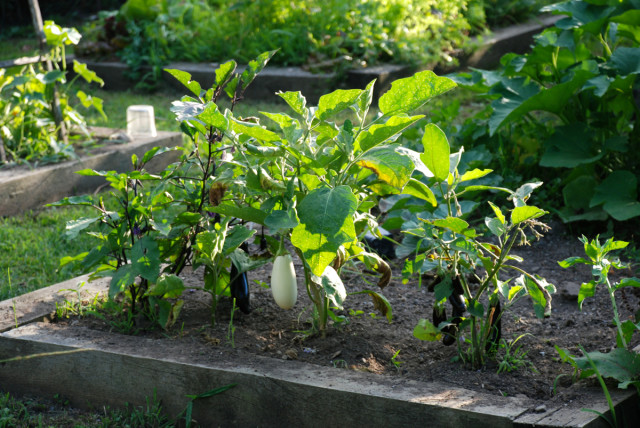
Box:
270, 254, 298, 309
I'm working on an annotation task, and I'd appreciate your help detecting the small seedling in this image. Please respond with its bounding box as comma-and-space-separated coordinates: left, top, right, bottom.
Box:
390, 349, 403, 371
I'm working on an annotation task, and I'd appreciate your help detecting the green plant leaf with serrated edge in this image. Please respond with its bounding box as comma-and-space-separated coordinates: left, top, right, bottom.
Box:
240, 50, 277, 90
277, 91, 308, 119
73, 61, 104, 86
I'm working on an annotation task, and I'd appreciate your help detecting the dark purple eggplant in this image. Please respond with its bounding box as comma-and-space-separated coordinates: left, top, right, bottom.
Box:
442, 319, 459, 346
449, 277, 467, 314
230, 263, 251, 314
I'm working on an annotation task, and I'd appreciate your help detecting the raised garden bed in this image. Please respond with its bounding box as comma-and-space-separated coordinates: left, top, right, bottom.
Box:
0, 227, 638, 426
0, 127, 182, 217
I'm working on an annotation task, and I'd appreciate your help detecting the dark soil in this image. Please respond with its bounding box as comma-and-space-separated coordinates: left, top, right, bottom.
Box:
56, 222, 640, 406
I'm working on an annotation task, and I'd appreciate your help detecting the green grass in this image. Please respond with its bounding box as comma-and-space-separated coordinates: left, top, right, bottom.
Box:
0, 37, 41, 62
0, 204, 101, 299
0, 390, 174, 427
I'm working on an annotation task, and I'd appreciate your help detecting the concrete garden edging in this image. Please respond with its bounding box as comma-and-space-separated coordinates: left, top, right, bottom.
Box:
0, 127, 182, 217
0, 275, 636, 427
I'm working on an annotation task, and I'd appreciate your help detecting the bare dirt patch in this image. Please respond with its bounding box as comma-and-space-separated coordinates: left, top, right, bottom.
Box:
55, 222, 640, 409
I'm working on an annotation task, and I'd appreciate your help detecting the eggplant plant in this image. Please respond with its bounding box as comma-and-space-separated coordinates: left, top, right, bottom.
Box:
50, 52, 277, 329
556, 236, 640, 425
406, 123, 555, 369
228, 72, 463, 334
557, 236, 640, 389
166, 54, 462, 334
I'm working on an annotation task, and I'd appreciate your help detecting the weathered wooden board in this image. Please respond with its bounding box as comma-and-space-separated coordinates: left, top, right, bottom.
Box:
1, 323, 532, 428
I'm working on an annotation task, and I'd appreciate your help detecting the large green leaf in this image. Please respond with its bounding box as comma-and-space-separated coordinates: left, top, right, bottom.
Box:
315, 89, 363, 121
433, 217, 470, 234
420, 124, 450, 182
356, 145, 414, 189
590, 171, 640, 221
110, 265, 135, 299
609, 47, 640, 76
131, 236, 160, 283
146, 274, 185, 299
264, 209, 299, 231
489, 71, 593, 135
354, 115, 423, 152
379, 71, 456, 116
563, 175, 598, 211
540, 124, 603, 167
574, 348, 640, 389
291, 186, 357, 276
543, 1, 615, 33
261, 111, 302, 144
222, 225, 255, 255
